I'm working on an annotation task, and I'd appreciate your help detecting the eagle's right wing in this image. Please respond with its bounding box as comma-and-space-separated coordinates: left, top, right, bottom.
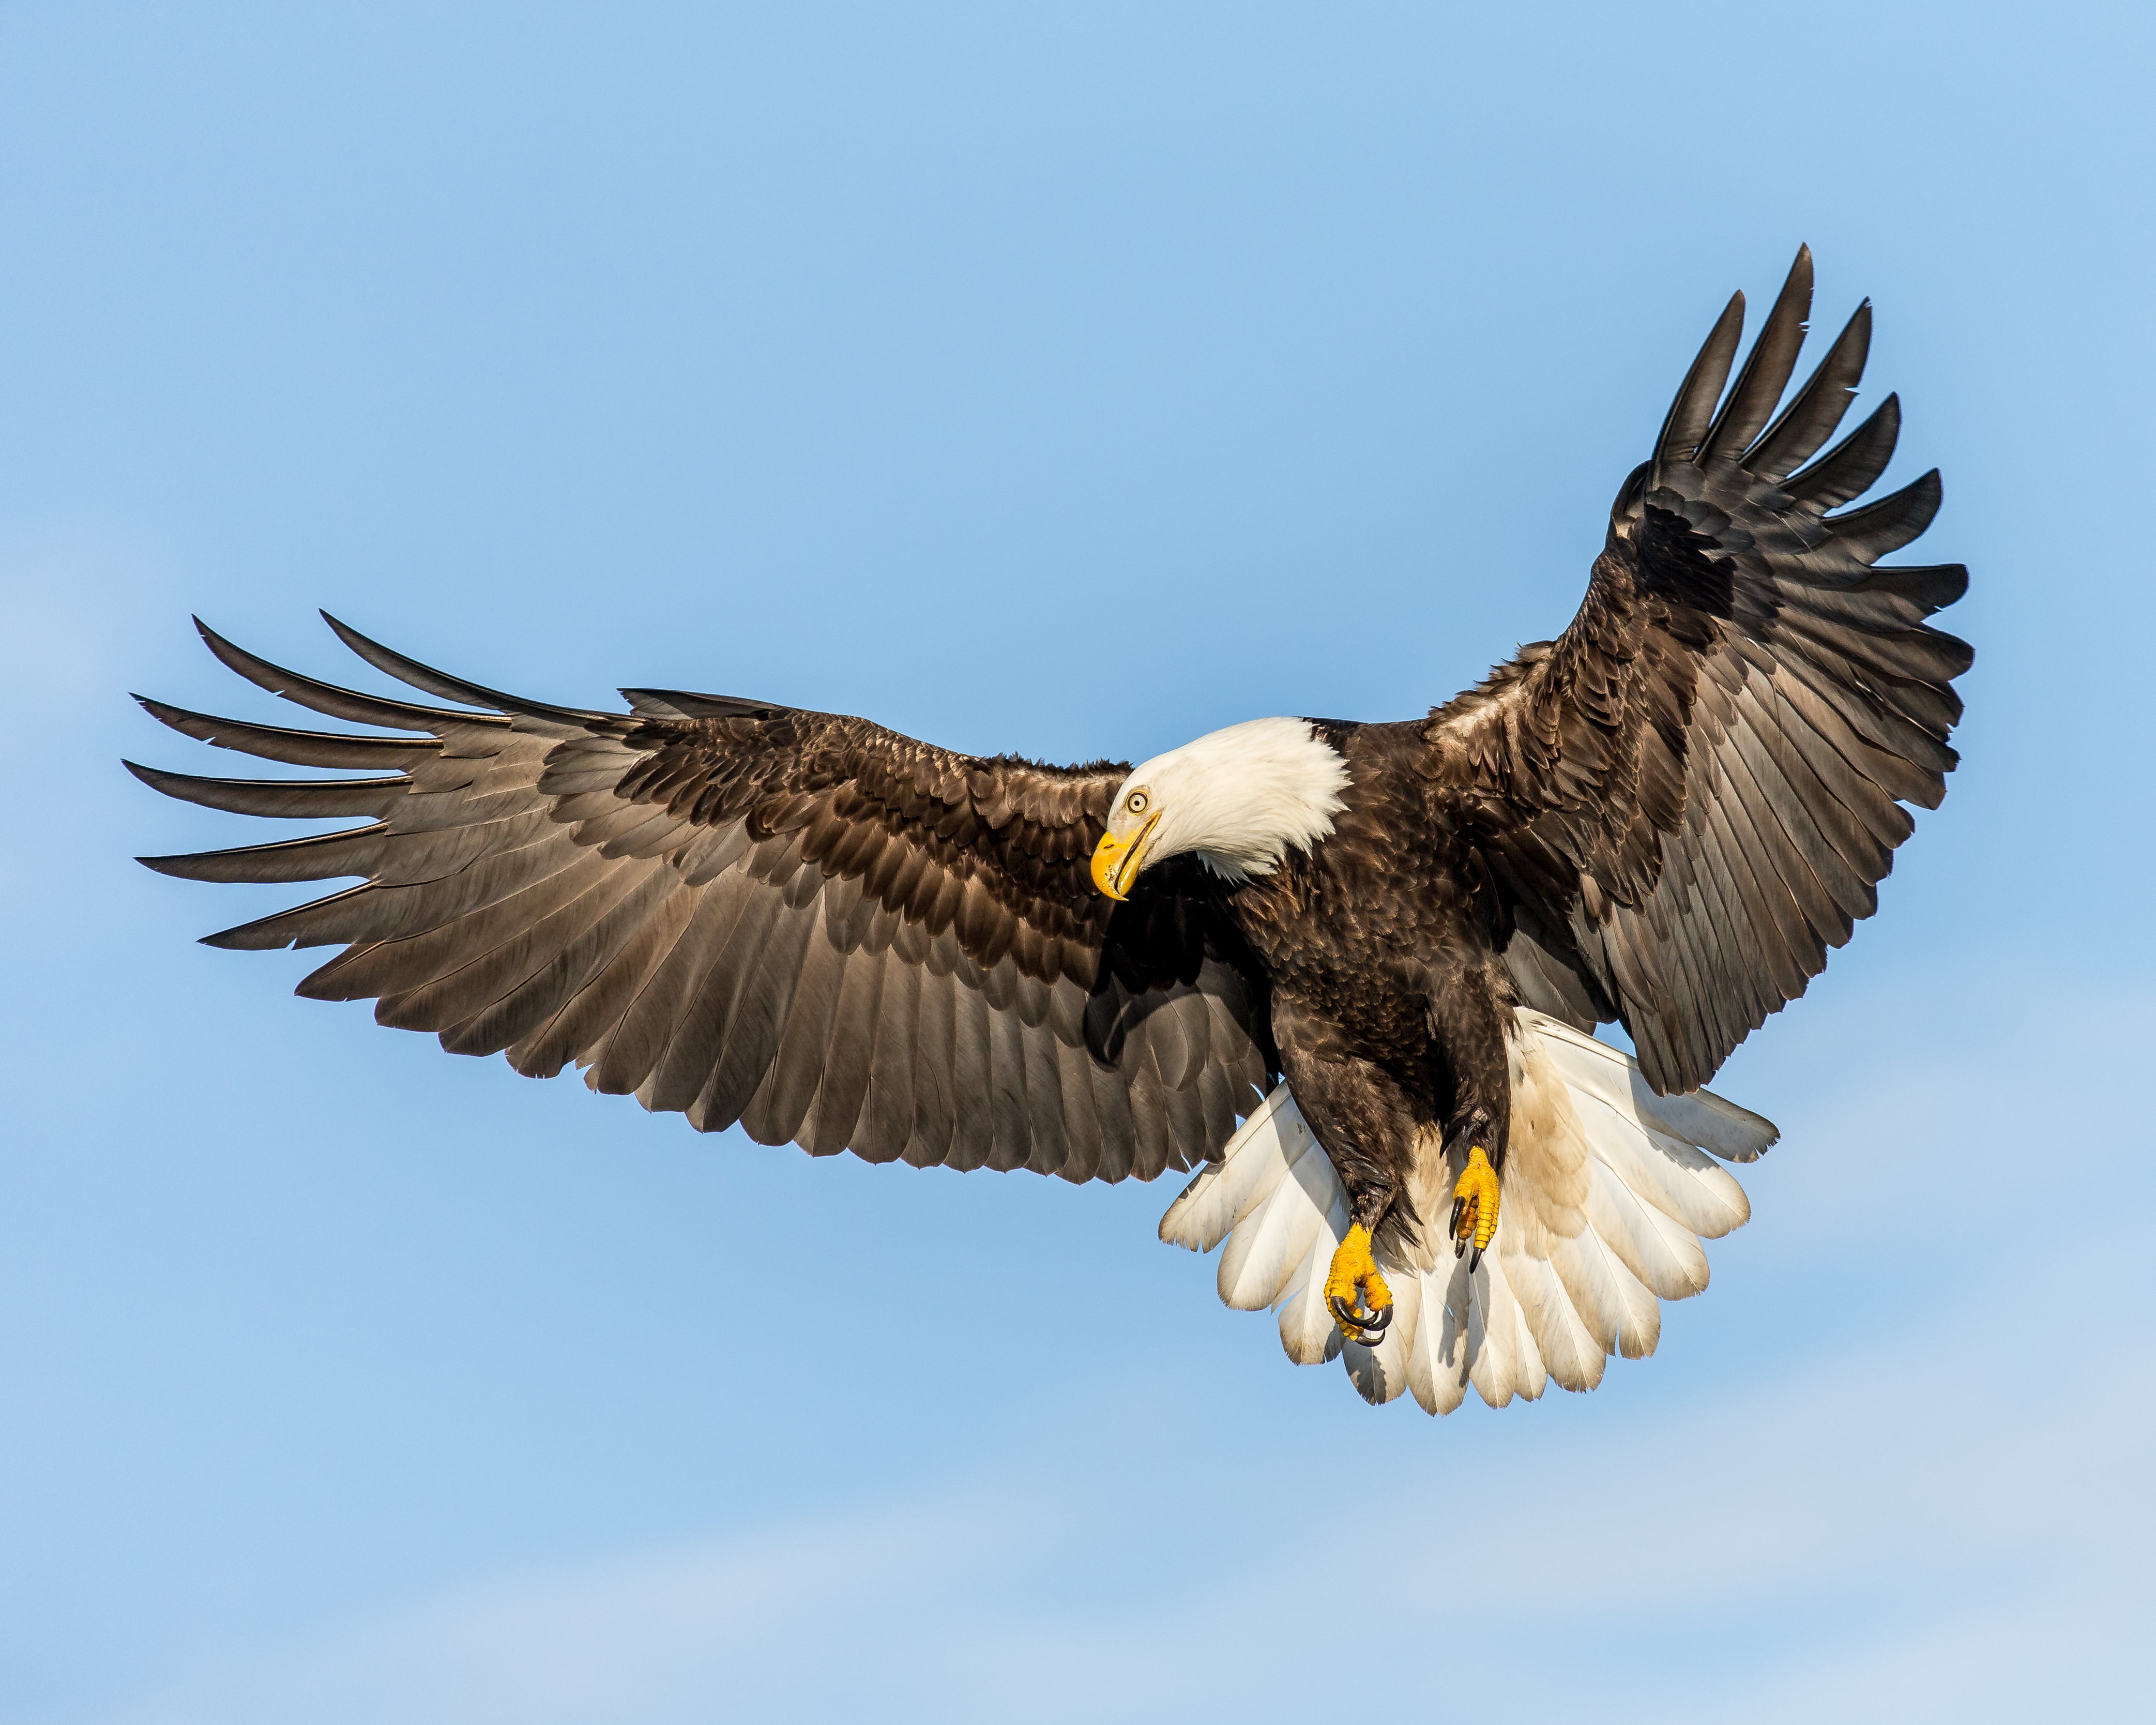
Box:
132, 616, 1274, 1181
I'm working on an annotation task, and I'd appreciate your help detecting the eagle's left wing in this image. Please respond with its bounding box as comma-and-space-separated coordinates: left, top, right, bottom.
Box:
1426, 247, 1972, 1095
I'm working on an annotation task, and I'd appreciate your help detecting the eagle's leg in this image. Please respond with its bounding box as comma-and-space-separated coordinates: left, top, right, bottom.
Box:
1270, 997, 1417, 1345
1430, 972, 1513, 1274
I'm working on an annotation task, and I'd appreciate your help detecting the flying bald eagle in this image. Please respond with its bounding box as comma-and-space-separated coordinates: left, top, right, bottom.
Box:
134, 248, 1969, 1413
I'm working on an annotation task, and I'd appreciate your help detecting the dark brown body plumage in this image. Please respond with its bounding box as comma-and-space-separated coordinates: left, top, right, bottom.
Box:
1226, 720, 1519, 1245
131, 248, 1970, 1258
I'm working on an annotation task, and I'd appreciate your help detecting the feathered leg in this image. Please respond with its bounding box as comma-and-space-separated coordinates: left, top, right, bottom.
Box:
1271, 996, 1420, 1343
1427, 970, 1514, 1272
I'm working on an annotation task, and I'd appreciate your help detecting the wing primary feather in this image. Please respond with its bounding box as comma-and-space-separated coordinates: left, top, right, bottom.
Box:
124, 760, 409, 819
1783, 393, 1901, 511
134, 697, 441, 768
318, 613, 612, 725
139, 823, 391, 884
1823, 469, 1943, 562
1654, 290, 1745, 474
192, 619, 509, 731
1699, 246, 1812, 464
1745, 300, 1871, 480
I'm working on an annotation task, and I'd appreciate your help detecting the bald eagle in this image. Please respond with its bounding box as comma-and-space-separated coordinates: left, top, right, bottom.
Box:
134, 248, 1969, 1413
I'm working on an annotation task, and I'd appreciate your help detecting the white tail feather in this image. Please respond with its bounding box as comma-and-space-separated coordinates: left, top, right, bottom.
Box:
1157, 1008, 1777, 1414
1158, 1081, 1305, 1252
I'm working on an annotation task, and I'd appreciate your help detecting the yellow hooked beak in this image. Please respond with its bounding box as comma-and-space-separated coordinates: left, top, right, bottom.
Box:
1090, 810, 1162, 901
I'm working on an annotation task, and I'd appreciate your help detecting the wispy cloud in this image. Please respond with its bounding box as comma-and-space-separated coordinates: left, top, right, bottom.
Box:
96, 1221, 2153, 1725
93, 1495, 1050, 1725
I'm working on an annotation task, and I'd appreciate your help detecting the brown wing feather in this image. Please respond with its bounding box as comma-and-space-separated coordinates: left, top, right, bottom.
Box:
134, 615, 1273, 1179
1428, 247, 1971, 1094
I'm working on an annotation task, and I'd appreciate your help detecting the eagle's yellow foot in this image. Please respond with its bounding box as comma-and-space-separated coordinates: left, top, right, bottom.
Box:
1451, 1145, 1501, 1272
1325, 1223, 1393, 1342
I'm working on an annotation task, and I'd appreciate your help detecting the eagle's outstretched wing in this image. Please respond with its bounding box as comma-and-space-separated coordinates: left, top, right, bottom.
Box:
133, 617, 1273, 1180
1428, 246, 1972, 1095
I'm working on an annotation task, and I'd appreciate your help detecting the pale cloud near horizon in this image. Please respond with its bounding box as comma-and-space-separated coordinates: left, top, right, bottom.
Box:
95, 1201, 2152, 1725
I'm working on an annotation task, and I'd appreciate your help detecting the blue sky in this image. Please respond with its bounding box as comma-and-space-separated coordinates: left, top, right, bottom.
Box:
3, 3, 2151, 1720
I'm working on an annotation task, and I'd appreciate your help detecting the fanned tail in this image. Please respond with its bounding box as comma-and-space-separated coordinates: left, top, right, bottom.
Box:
1157, 1008, 1776, 1414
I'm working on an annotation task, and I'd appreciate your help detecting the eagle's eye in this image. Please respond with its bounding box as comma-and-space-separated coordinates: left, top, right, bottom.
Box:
1127, 792, 1149, 815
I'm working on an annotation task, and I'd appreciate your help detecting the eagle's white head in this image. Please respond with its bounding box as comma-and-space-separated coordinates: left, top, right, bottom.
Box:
1089, 716, 1352, 900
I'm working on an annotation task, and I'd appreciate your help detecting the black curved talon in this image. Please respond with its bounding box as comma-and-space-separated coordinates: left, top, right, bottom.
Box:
1468, 1244, 1486, 1274
1328, 1294, 1392, 1337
